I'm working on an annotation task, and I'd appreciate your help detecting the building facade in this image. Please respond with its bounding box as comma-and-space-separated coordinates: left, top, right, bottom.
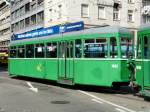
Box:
0, 0, 10, 53
141, 0, 150, 24
44, 0, 141, 30
9, 0, 150, 40
11, 0, 44, 34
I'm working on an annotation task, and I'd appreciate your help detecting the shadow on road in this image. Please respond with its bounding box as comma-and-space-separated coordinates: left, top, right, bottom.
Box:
12, 76, 133, 95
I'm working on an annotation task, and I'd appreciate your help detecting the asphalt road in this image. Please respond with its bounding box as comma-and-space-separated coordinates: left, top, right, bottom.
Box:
0, 67, 150, 112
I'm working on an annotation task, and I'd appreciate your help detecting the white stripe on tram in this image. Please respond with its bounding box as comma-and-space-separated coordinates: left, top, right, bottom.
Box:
9, 58, 128, 61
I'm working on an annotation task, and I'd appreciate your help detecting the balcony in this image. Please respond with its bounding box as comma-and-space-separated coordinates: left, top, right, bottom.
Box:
142, 6, 150, 15
97, 0, 114, 6
0, 5, 10, 16
143, 0, 150, 7
11, 0, 29, 12
0, 33, 11, 42
0, 21, 10, 31
11, 4, 44, 24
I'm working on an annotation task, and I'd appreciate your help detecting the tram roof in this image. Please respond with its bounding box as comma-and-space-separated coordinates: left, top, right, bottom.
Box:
139, 24, 150, 31
66, 25, 131, 36
10, 26, 131, 45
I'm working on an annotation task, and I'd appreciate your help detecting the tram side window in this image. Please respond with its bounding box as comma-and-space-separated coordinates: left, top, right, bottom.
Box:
144, 36, 150, 59
121, 38, 132, 58
75, 39, 82, 58
26, 44, 34, 58
46, 42, 57, 58
35, 43, 45, 58
84, 38, 108, 58
110, 37, 117, 58
10, 46, 17, 58
67, 41, 74, 58
18, 45, 25, 58
137, 37, 141, 59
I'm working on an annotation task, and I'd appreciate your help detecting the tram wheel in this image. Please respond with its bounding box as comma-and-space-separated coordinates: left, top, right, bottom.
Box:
144, 96, 150, 101
112, 84, 121, 90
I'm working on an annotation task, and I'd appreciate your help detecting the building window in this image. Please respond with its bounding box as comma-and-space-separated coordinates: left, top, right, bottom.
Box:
11, 12, 15, 20
143, 15, 150, 24
15, 22, 19, 31
113, 3, 120, 21
49, 9, 53, 21
20, 6, 25, 16
81, 4, 89, 18
11, 24, 15, 32
16, 9, 20, 17
128, 0, 134, 3
128, 10, 134, 22
20, 20, 25, 29
38, 0, 44, 5
25, 17, 30, 27
98, 6, 105, 19
31, 1, 36, 10
37, 11, 44, 24
113, 8, 120, 20
25, 3, 30, 12
31, 14, 36, 25
58, 5, 62, 19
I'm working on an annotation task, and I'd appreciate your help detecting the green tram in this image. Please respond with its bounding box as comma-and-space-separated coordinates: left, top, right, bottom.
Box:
9, 26, 133, 87
135, 24, 150, 98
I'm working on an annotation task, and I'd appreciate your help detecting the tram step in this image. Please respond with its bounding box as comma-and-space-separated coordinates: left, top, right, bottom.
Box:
141, 89, 150, 97
58, 78, 74, 85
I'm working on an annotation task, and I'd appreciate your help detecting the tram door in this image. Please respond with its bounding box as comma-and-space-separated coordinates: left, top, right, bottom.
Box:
58, 41, 74, 85
143, 36, 150, 87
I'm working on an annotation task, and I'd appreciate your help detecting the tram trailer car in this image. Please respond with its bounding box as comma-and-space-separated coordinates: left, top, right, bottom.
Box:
9, 26, 133, 88
0, 52, 8, 65
135, 24, 150, 98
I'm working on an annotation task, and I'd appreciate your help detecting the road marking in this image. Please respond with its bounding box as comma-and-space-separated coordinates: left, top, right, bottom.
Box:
78, 90, 136, 112
26, 82, 38, 93
116, 108, 127, 112
92, 99, 103, 104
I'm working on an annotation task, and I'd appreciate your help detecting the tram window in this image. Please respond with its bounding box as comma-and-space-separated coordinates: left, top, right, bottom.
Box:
70, 42, 74, 58
67, 42, 74, 58
144, 36, 150, 59
121, 38, 132, 58
75, 39, 82, 58
84, 38, 108, 58
10, 46, 17, 58
26, 44, 34, 58
18, 45, 25, 58
35, 43, 45, 58
137, 37, 141, 59
110, 37, 117, 58
58, 42, 65, 58
85, 39, 95, 43
46, 42, 57, 58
